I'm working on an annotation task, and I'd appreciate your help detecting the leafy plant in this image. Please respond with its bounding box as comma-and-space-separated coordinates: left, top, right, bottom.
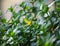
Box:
0, 0, 60, 46
0, 11, 6, 23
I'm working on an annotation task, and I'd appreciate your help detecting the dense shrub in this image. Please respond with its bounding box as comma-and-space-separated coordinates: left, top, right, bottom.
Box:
0, 0, 60, 46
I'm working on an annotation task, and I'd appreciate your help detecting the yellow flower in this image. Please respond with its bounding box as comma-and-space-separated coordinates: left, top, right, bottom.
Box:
24, 18, 32, 26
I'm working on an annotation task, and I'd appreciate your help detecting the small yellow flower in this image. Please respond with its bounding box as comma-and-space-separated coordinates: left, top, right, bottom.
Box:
24, 18, 32, 26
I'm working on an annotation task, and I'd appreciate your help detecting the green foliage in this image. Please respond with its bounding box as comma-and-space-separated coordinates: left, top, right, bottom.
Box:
55, 0, 60, 12
0, 11, 6, 23
0, 0, 60, 46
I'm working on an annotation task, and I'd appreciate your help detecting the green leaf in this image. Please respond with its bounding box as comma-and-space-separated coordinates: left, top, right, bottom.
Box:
8, 7, 14, 12
42, 4, 49, 13
2, 18, 7, 23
